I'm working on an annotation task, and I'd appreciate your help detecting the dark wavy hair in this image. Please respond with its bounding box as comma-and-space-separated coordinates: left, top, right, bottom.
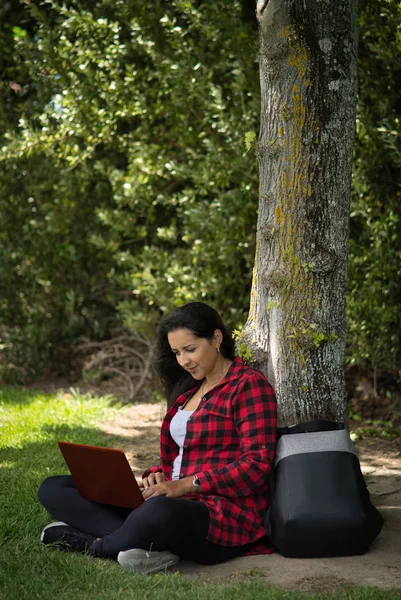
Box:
153, 302, 235, 407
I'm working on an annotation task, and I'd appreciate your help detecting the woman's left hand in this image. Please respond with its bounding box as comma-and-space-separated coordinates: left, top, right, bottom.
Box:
142, 477, 195, 500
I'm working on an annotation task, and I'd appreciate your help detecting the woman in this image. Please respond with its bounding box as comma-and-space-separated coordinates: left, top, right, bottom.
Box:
38, 302, 277, 573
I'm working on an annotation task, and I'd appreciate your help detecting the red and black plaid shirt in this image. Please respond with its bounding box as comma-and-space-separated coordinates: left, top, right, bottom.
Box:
143, 356, 277, 550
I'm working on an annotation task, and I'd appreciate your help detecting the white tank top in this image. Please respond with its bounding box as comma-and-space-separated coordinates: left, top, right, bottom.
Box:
170, 407, 194, 480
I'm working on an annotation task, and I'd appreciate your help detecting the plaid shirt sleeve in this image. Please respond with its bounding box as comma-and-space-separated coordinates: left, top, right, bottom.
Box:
195, 371, 276, 498
142, 465, 162, 479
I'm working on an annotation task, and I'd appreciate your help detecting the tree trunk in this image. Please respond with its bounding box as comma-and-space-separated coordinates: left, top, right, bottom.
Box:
242, 0, 358, 426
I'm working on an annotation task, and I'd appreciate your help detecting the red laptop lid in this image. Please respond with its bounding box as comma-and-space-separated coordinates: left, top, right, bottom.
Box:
58, 441, 144, 509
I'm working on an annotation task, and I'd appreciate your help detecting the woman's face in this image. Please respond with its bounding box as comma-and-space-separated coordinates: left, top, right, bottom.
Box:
167, 328, 222, 380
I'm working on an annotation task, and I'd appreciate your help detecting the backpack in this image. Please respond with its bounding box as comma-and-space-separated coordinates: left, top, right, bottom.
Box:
266, 420, 384, 557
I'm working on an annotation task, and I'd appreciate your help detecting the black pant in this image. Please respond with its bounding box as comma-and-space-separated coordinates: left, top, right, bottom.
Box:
38, 475, 251, 564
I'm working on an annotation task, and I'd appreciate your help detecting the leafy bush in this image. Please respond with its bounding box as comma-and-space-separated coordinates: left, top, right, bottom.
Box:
0, 0, 400, 381
347, 0, 401, 370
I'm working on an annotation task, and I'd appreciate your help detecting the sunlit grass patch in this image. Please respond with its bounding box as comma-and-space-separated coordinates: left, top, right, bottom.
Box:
0, 388, 122, 543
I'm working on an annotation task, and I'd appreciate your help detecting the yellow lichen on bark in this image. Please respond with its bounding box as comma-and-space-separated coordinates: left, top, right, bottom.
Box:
288, 44, 308, 78
248, 237, 260, 329
274, 26, 320, 367
275, 205, 285, 226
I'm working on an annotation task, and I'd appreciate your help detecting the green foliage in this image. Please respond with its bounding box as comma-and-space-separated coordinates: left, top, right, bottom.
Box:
349, 388, 401, 441
347, 0, 401, 370
350, 418, 398, 441
232, 328, 254, 363
0, 2, 121, 380
244, 130, 256, 152
0, 0, 400, 381
0, 0, 259, 378
286, 320, 339, 350
0, 152, 120, 381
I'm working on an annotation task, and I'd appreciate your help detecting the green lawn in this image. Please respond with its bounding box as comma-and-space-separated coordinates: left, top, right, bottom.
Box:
0, 387, 399, 600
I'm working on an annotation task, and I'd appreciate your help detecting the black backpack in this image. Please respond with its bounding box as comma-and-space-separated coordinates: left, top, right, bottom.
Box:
266, 420, 384, 557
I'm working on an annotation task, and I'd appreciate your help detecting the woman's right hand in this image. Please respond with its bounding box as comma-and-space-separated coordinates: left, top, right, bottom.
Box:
142, 471, 165, 489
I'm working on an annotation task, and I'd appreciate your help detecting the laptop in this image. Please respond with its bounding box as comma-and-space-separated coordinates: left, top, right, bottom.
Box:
58, 441, 144, 509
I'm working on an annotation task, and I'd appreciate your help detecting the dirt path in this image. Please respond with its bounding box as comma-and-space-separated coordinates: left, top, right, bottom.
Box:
98, 404, 401, 592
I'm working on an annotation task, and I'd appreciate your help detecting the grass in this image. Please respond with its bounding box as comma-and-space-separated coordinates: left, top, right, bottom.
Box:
0, 386, 400, 600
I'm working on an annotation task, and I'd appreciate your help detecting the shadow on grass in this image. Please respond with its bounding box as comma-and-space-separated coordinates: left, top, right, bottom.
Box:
0, 385, 119, 407
40, 421, 160, 450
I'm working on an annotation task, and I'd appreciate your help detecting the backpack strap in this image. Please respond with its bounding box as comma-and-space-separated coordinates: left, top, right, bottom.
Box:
277, 420, 345, 439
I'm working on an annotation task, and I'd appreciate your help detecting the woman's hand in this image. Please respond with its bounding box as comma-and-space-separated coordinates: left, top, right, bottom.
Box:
142, 477, 195, 500
142, 471, 165, 488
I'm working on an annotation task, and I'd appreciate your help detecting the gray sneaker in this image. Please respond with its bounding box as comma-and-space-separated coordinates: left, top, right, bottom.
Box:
118, 548, 180, 574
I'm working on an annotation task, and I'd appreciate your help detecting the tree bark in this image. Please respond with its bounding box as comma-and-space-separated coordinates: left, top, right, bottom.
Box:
242, 0, 358, 426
